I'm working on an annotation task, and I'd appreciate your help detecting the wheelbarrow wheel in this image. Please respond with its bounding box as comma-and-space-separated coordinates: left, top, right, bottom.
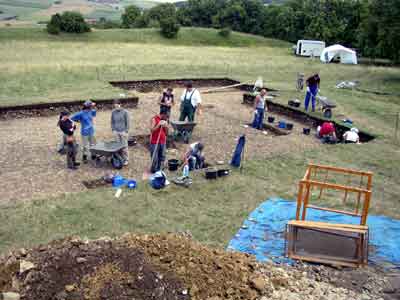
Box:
111, 153, 124, 169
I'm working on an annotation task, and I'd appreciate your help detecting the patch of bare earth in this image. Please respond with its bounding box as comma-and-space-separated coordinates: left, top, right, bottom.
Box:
0, 89, 320, 204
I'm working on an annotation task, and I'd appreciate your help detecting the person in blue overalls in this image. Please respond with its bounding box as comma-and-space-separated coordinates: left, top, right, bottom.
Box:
179, 81, 202, 122
252, 89, 267, 130
304, 73, 320, 112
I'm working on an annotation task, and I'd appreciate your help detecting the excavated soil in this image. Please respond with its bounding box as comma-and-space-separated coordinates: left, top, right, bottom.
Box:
0, 233, 396, 300
0, 88, 320, 204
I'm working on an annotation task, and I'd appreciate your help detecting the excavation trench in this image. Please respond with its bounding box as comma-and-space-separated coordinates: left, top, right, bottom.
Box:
243, 93, 376, 143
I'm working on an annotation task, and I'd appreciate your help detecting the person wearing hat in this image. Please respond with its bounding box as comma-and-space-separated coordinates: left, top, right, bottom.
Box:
58, 111, 80, 170
149, 109, 169, 173
159, 87, 174, 118
304, 73, 320, 112
179, 81, 202, 122
184, 141, 205, 170
111, 99, 130, 166
343, 127, 360, 144
71, 100, 97, 163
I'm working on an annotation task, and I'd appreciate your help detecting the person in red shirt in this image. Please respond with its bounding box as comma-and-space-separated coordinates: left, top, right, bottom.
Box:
149, 109, 169, 173
318, 121, 337, 143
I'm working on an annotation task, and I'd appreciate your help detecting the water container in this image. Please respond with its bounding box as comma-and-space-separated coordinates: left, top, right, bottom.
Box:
112, 175, 125, 187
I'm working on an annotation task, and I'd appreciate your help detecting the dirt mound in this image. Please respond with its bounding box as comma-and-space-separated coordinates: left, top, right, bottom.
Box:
0, 233, 394, 300
0, 234, 269, 300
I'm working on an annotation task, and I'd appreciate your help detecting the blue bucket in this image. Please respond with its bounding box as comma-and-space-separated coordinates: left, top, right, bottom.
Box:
127, 180, 137, 189
112, 175, 125, 188
278, 121, 286, 129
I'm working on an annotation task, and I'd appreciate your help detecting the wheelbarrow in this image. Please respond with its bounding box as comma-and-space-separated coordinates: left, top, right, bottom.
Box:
170, 121, 197, 144
90, 141, 125, 169
316, 95, 336, 119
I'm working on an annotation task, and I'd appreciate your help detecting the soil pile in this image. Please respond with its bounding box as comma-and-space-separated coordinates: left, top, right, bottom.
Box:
0, 233, 396, 300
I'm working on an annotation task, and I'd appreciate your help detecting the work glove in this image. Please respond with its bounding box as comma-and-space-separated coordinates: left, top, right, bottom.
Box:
254, 110, 258, 115
306, 86, 310, 93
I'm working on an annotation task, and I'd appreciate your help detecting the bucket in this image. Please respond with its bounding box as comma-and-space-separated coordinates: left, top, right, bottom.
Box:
278, 121, 286, 129
268, 116, 275, 123
286, 123, 294, 130
303, 128, 311, 135
217, 169, 230, 177
168, 159, 180, 171
112, 175, 125, 187
127, 180, 137, 189
205, 168, 218, 180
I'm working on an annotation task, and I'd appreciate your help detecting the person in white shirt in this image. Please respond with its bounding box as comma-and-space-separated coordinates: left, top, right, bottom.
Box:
183, 142, 205, 170
343, 127, 360, 143
179, 81, 202, 122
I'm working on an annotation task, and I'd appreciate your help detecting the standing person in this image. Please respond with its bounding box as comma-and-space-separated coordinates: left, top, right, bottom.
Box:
71, 100, 96, 163
149, 110, 169, 173
184, 142, 205, 170
58, 111, 80, 170
159, 87, 174, 118
304, 73, 320, 112
252, 89, 268, 130
111, 99, 130, 166
179, 81, 202, 122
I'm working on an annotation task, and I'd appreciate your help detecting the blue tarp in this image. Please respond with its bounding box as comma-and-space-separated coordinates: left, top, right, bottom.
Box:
227, 198, 400, 268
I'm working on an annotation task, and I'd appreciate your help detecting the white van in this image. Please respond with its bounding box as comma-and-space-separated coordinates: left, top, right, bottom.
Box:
295, 40, 326, 57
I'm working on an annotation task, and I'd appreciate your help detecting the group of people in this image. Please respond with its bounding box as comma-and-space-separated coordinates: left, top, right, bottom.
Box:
58, 99, 130, 170
58, 81, 205, 174
317, 121, 360, 144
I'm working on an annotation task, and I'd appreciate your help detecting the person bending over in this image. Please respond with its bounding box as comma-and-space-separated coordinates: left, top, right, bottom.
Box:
184, 142, 205, 170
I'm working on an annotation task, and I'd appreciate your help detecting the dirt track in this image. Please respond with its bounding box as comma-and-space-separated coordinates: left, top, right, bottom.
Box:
0, 89, 320, 204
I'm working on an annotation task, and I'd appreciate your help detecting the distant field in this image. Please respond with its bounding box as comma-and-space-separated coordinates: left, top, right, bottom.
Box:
0, 26, 399, 253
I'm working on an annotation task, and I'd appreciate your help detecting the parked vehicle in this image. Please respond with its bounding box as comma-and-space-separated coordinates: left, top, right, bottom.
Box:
294, 40, 326, 57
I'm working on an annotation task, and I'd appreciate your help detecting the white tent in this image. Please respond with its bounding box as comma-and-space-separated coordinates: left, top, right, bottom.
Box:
320, 44, 358, 65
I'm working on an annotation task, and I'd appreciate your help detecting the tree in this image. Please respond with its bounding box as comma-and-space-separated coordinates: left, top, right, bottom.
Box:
47, 13, 62, 35
148, 3, 176, 22
160, 17, 180, 38
59, 11, 90, 33
358, 0, 400, 62
121, 5, 141, 28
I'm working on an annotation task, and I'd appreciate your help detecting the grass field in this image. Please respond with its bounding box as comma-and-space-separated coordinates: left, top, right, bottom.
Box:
0, 26, 399, 253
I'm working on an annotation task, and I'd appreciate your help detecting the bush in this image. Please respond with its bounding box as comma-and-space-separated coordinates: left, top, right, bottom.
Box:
134, 12, 150, 28
47, 13, 62, 35
160, 17, 180, 38
218, 27, 231, 38
121, 5, 141, 28
59, 11, 90, 33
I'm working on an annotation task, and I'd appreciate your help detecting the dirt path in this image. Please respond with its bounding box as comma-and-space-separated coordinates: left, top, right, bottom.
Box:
0, 89, 320, 204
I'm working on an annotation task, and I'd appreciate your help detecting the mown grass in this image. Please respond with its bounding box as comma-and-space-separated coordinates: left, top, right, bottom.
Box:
0, 26, 399, 253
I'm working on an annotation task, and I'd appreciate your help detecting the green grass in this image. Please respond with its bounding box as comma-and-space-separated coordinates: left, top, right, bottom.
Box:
0, 26, 399, 253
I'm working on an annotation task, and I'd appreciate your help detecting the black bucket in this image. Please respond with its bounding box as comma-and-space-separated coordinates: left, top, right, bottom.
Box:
205, 168, 218, 180
217, 169, 230, 177
168, 159, 180, 171
303, 128, 311, 135
268, 116, 275, 123
286, 123, 294, 130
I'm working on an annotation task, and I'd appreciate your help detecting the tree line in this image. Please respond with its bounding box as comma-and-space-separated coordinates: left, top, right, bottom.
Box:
48, 0, 400, 62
